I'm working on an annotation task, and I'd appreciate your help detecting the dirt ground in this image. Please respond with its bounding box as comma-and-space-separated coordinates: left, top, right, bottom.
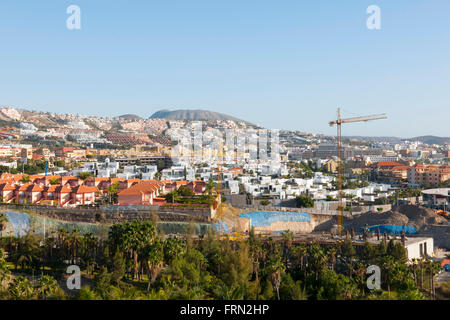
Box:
215, 203, 248, 233
314, 205, 449, 233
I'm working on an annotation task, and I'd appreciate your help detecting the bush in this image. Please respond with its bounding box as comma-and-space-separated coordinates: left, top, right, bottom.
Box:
295, 194, 314, 208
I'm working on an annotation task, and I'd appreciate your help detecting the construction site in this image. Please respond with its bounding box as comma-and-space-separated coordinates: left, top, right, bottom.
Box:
211, 108, 449, 258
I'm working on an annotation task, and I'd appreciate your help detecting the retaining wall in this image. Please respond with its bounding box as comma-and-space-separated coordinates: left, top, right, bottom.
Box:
0, 204, 212, 225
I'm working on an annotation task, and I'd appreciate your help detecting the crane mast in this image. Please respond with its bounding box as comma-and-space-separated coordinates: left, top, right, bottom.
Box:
329, 108, 387, 235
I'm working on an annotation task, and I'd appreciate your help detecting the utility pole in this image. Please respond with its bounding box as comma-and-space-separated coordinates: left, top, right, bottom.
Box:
329, 108, 387, 235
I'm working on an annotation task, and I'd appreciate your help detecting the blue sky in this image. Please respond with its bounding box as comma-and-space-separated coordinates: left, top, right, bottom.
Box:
0, 1, 449, 137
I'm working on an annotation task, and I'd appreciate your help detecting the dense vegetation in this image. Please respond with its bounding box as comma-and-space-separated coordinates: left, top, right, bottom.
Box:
164, 186, 215, 206
0, 220, 445, 300
0, 160, 47, 175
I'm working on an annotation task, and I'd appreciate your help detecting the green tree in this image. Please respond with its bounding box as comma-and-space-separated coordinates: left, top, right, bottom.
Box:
94, 266, 112, 299
143, 238, 164, 291
36, 275, 64, 300
0, 248, 11, 289
266, 247, 285, 300
106, 181, 120, 204
295, 194, 314, 208
279, 273, 307, 300
111, 248, 126, 285
0, 213, 8, 231
49, 177, 60, 185
77, 172, 93, 181
8, 276, 35, 300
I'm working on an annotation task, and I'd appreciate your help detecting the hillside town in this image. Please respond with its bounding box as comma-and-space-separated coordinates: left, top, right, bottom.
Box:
0, 106, 448, 211
1, 106, 449, 302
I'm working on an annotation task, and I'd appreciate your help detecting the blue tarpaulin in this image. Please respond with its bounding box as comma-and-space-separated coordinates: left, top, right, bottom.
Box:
358, 224, 417, 235
240, 211, 311, 228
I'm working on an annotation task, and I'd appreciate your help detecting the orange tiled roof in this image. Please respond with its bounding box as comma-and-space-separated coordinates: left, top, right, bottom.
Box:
375, 161, 403, 167
72, 185, 99, 194
12, 174, 25, 182
0, 183, 15, 191
61, 176, 78, 181
118, 181, 161, 196
30, 175, 45, 180
44, 185, 60, 192
26, 184, 44, 192
94, 177, 109, 182
17, 183, 32, 191
54, 185, 72, 193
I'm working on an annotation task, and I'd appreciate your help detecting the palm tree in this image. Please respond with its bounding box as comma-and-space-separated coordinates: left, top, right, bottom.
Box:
68, 229, 82, 264
308, 243, 327, 280
143, 238, 164, 291
291, 243, 308, 276
426, 260, 441, 299
82, 232, 98, 275
418, 258, 426, 290
280, 230, 294, 266
106, 182, 120, 204
353, 263, 367, 294
109, 221, 157, 281
267, 254, 285, 300
0, 248, 11, 289
410, 258, 419, 286
8, 276, 35, 300
14, 234, 40, 271
0, 213, 8, 232
326, 247, 337, 271
36, 275, 60, 299
381, 256, 395, 297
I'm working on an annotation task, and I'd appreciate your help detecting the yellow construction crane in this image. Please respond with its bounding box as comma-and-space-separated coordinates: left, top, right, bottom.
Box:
217, 138, 224, 235
329, 108, 387, 235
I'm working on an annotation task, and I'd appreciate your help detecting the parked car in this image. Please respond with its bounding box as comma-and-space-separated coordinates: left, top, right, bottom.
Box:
444, 264, 450, 272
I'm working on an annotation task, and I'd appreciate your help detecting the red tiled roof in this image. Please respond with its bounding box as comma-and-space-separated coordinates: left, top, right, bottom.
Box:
44, 185, 60, 192
17, 183, 32, 191
61, 176, 78, 181
26, 184, 44, 192
0, 183, 15, 191
54, 185, 72, 193
71, 185, 99, 194
375, 161, 403, 167
391, 166, 409, 170
118, 181, 161, 196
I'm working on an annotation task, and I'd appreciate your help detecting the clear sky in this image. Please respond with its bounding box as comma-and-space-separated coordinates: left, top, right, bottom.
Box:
0, 1, 449, 138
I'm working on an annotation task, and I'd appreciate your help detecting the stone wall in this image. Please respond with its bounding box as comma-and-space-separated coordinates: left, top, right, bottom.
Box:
418, 225, 450, 250
0, 204, 211, 225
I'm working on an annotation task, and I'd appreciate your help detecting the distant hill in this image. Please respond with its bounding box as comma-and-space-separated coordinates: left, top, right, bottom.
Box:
150, 109, 252, 124
343, 136, 402, 143
117, 114, 142, 121
404, 136, 450, 145
344, 135, 449, 145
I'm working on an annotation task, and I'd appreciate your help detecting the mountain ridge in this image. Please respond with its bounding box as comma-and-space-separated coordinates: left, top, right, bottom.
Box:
149, 109, 254, 125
